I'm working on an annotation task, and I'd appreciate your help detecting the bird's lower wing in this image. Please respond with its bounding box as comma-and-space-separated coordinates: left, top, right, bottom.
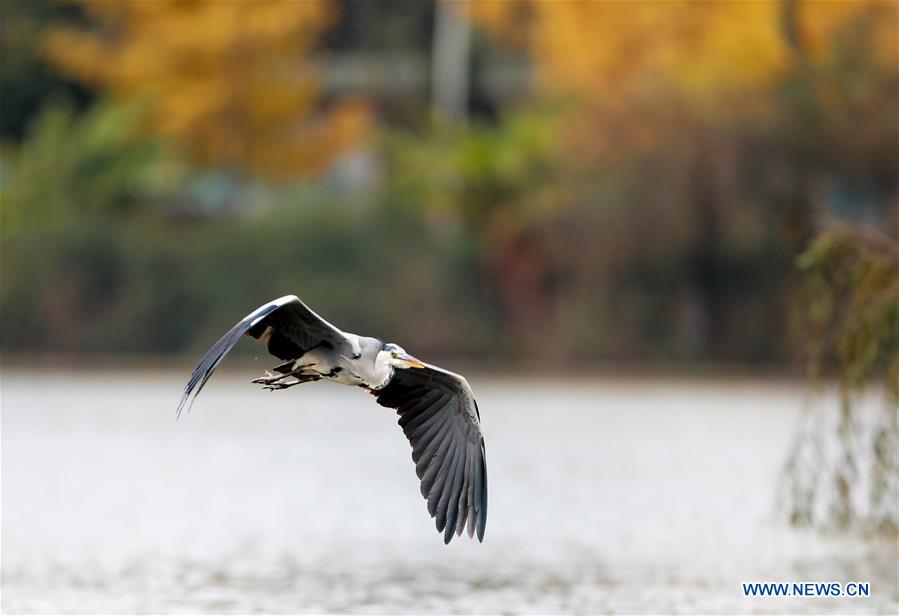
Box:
375, 365, 487, 544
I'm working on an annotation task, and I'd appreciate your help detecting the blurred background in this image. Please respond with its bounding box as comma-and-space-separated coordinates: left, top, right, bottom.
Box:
1, 1, 897, 614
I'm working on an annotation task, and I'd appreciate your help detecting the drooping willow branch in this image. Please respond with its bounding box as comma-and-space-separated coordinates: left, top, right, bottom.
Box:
782, 224, 898, 533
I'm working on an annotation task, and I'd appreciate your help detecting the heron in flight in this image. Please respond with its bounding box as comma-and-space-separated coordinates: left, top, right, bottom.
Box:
178, 295, 487, 544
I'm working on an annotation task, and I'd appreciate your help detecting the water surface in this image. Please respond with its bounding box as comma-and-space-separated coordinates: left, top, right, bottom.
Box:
2, 369, 896, 613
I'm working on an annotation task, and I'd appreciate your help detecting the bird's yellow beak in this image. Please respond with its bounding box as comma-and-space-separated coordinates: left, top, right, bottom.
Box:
399, 353, 425, 369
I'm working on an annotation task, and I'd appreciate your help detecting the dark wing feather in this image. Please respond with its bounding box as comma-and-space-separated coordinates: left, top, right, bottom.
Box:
263, 298, 350, 359
375, 364, 487, 543
177, 295, 349, 417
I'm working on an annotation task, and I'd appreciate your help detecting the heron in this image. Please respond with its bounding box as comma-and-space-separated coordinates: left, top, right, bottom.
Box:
177, 295, 487, 544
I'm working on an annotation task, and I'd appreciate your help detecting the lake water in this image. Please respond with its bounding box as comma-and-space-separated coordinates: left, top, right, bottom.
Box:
2, 369, 896, 614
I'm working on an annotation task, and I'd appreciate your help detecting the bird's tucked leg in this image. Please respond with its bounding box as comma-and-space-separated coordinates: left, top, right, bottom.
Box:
260, 375, 321, 391
251, 370, 288, 385
252, 368, 320, 391
251, 363, 313, 385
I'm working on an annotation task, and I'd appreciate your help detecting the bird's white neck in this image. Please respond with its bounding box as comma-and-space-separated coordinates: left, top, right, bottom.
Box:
368, 351, 395, 390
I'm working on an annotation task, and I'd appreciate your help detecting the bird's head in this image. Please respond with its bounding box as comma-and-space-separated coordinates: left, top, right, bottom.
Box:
380, 342, 425, 370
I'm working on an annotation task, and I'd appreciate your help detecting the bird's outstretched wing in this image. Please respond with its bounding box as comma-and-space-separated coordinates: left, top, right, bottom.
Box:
177, 295, 350, 418
374, 364, 487, 544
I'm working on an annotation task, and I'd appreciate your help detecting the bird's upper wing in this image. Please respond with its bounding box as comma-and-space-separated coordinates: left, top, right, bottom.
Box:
177, 295, 350, 418
374, 364, 487, 544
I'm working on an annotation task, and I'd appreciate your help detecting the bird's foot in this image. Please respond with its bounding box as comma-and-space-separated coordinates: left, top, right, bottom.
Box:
262, 380, 297, 391
251, 370, 289, 385
255, 372, 321, 391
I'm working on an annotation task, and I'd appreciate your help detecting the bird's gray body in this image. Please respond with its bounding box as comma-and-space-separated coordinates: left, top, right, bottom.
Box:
265, 330, 385, 387
177, 295, 487, 544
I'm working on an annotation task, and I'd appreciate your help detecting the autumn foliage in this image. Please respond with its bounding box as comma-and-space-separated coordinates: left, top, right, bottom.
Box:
1, 0, 895, 366
43, 0, 369, 178
471, 0, 896, 102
